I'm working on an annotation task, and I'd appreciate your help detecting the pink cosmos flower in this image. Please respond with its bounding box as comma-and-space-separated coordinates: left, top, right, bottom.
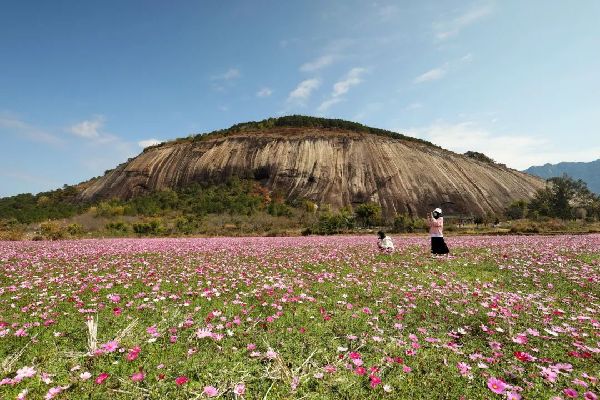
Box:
126, 346, 141, 361
234, 383, 246, 396
203, 386, 218, 397
457, 362, 471, 376
175, 376, 189, 385
573, 379, 588, 388
402, 365, 412, 373
131, 371, 145, 382
17, 389, 28, 400
95, 373, 109, 384
507, 392, 522, 400
100, 340, 119, 353
324, 365, 337, 374
44, 386, 64, 400
489, 341, 502, 351
15, 328, 28, 337
196, 327, 213, 338
369, 375, 382, 388
247, 343, 256, 351
41, 372, 53, 384
16, 366, 36, 379
352, 358, 363, 367
355, 366, 366, 376
563, 388, 578, 398
541, 367, 559, 383
512, 334, 528, 345
584, 392, 598, 400
487, 377, 507, 394
80, 372, 91, 380
265, 349, 278, 359
146, 325, 159, 337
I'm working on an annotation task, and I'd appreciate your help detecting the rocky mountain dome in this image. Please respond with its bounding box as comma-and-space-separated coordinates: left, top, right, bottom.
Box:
79, 116, 544, 218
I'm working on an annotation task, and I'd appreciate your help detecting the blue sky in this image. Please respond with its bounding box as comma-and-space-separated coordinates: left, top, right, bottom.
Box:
1, 1, 599, 197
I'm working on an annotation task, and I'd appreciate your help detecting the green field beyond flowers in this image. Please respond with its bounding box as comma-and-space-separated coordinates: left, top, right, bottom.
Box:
0, 235, 598, 399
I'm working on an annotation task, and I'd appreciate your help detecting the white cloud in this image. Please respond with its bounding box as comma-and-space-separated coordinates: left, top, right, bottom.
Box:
414, 67, 446, 83
318, 68, 366, 112
404, 121, 600, 170
434, 3, 494, 41
212, 68, 241, 81
69, 115, 105, 139
256, 87, 273, 97
138, 138, 162, 149
300, 55, 335, 72
317, 97, 344, 112
333, 67, 366, 96
0, 113, 62, 145
287, 78, 321, 103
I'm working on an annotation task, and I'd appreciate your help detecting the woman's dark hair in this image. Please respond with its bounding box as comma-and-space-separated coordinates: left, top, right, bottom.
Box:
433, 211, 441, 219
377, 231, 385, 239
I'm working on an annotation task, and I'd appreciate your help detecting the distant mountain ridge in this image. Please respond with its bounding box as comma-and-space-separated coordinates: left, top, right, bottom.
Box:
524, 159, 600, 194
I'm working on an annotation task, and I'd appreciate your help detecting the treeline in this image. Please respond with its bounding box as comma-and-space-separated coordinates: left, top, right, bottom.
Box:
171, 115, 438, 148
0, 185, 86, 223
506, 175, 600, 221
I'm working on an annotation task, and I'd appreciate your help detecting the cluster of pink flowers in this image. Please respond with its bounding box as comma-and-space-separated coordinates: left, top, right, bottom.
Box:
0, 234, 598, 398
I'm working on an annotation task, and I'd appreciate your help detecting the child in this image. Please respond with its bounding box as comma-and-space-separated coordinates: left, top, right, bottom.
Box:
377, 231, 395, 252
426, 208, 449, 255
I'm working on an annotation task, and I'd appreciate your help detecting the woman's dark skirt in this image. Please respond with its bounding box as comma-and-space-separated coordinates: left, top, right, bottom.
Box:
431, 237, 449, 254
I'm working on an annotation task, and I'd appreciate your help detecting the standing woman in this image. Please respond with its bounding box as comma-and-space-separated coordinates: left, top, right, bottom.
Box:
427, 208, 449, 255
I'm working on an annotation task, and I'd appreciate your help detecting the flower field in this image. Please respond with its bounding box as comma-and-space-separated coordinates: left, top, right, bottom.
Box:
0, 235, 598, 399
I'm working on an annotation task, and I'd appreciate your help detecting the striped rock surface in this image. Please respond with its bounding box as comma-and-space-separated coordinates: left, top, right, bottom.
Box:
79, 127, 544, 218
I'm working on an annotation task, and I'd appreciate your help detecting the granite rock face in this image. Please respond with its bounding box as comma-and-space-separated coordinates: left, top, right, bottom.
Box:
80, 127, 544, 218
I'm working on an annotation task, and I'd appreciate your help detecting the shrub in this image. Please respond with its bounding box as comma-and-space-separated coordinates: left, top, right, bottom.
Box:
354, 203, 381, 227
505, 200, 528, 220
267, 201, 293, 217
174, 216, 200, 235
40, 221, 67, 240
105, 221, 130, 234
393, 214, 413, 233
509, 221, 540, 234
95, 202, 125, 217
132, 220, 163, 236
67, 223, 84, 236
0, 229, 25, 241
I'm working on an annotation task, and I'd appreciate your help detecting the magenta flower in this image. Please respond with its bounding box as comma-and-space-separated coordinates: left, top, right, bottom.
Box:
175, 376, 189, 386
131, 371, 145, 382
369, 375, 382, 388
126, 346, 141, 361
95, 373, 109, 384
564, 388, 579, 398
584, 392, 598, 400
100, 340, 119, 353
487, 377, 507, 394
